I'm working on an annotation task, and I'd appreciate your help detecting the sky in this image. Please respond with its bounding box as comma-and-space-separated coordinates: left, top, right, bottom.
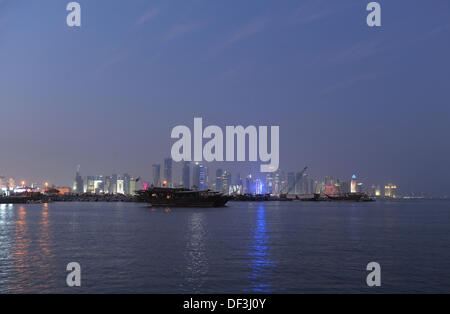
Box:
0, 0, 449, 195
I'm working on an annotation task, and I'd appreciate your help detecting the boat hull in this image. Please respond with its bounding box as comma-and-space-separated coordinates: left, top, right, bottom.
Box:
137, 188, 230, 207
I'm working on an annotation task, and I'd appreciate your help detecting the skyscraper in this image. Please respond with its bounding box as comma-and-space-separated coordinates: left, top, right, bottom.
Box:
245, 175, 253, 194
216, 169, 223, 192
163, 158, 172, 187
152, 164, 161, 187
192, 163, 200, 189
350, 174, 357, 194
223, 170, 231, 194
182, 161, 190, 188
123, 173, 131, 194
74, 165, 84, 194
384, 183, 397, 198
295, 172, 303, 194
287, 172, 295, 194
199, 164, 206, 190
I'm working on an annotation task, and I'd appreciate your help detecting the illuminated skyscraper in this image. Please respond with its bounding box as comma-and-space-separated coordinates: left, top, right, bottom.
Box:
152, 164, 161, 187
223, 171, 231, 194
245, 175, 253, 194
117, 178, 124, 194
199, 165, 206, 190
216, 169, 223, 192
193, 163, 206, 190
163, 158, 172, 187
193, 163, 200, 189
255, 179, 263, 195
265, 173, 273, 194
74, 165, 84, 194
384, 183, 398, 198
129, 178, 136, 195
375, 185, 381, 196
123, 173, 131, 194
350, 174, 357, 194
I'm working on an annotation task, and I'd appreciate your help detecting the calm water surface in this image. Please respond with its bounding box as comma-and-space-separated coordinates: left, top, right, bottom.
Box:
0, 200, 449, 293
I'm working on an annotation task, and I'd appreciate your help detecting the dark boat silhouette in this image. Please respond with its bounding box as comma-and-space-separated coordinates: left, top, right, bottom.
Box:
136, 187, 230, 207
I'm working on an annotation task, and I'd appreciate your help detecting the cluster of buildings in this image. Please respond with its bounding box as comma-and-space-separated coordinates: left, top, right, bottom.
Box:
72, 168, 138, 195
0, 176, 71, 196
0, 161, 401, 198
144, 159, 400, 198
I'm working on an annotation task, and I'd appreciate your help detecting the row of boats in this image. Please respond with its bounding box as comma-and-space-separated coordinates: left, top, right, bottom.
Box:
136, 187, 375, 207
1, 188, 375, 206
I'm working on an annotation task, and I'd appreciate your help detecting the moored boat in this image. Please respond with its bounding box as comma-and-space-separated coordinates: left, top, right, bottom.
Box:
136, 187, 230, 207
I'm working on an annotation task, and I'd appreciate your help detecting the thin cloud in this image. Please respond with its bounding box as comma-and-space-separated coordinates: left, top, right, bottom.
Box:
136, 7, 160, 26
334, 40, 384, 64
289, 2, 331, 25
163, 22, 202, 42
323, 73, 378, 94
224, 17, 268, 47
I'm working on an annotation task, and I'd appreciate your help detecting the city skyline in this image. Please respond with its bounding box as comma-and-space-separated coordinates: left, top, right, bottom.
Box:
0, 159, 425, 198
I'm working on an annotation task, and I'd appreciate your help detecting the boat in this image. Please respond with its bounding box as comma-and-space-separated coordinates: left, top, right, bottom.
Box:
324, 193, 375, 202
136, 187, 230, 207
298, 193, 323, 201
0, 192, 46, 204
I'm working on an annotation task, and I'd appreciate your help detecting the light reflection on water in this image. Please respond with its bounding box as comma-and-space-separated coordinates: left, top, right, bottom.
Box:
184, 212, 208, 292
11, 205, 29, 293
248, 204, 273, 292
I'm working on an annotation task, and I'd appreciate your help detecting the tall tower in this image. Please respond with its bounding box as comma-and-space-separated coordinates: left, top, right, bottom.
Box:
182, 161, 190, 188
163, 158, 172, 187
74, 165, 84, 194
215, 169, 223, 192
350, 174, 357, 194
152, 164, 161, 187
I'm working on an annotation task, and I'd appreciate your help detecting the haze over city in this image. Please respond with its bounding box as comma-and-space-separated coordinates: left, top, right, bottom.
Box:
1, 0, 450, 195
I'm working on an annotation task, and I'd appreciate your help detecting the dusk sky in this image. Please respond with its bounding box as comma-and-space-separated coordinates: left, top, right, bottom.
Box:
1, 0, 449, 195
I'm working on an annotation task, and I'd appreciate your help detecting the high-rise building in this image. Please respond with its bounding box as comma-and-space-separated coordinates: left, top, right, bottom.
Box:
182, 161, 190, 188
8, 178, 15, 190
350, 174, 357, 193
0, 176, 7, 195
117, 178, 124, 194
223, 171, 231, 194
163, 158, 172, 187
265, 173, 273, 194
104, 176, 113, 193
375, 185, 381, 196
192, 162, 206, 190
123, 173, 131, 194
73, 166, 84, 194
295, 172, 303, 194
384, 183, 397, 198
129, 178, 136, 195
192, 163, 200, 189
215, 169, 223, 192
287, 172, 295, 194
273, 171, 284, 194
199, 164, 206, 190
111, 174, 118, 194
152, 164, 161, 187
